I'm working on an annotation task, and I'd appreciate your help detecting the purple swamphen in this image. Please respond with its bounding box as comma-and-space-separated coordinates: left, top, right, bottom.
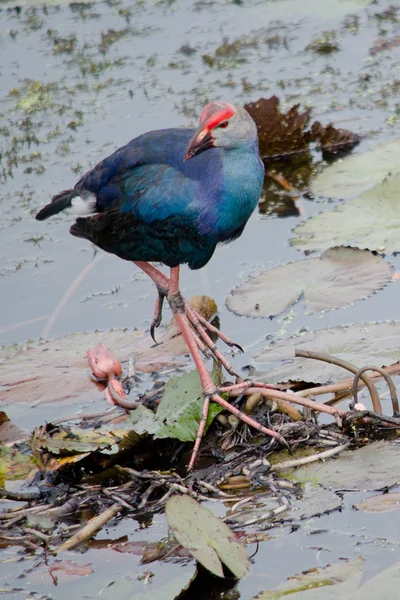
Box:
36, 101, 283, 468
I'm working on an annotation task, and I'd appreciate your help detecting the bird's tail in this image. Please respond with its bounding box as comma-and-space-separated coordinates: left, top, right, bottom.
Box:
35, 190, 75, 221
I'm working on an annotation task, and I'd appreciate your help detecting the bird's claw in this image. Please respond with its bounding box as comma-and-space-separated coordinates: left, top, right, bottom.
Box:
150, 288, 167, 344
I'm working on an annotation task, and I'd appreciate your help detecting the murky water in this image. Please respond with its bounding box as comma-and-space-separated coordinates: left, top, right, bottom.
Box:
1, 0, 400, 597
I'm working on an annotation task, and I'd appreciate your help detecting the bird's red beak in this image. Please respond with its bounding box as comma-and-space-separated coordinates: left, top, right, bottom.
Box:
184, 127, 215, 161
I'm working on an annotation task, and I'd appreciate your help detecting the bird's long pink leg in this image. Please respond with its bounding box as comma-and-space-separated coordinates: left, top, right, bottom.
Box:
134, 261, 242, 356
134, 261, 169, 343
167, 266, 286, 470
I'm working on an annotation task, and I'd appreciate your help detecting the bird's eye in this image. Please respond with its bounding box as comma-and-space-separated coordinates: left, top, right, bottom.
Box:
218, 121, 229, 129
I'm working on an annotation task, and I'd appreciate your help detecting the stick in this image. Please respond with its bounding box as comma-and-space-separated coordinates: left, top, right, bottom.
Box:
271, 442, 350, 471
55, 503, 120, 553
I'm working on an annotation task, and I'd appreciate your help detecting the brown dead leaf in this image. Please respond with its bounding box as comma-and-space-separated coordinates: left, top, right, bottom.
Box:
244, 96, 359, 159
245, 96, 310, 159
307, 121, 360, 157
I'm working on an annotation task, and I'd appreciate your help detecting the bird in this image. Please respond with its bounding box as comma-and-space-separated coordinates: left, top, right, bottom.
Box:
36, 101, 283, 468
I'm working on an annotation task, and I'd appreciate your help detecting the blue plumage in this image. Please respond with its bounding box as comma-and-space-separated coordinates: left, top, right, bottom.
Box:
36, 105, 264, 270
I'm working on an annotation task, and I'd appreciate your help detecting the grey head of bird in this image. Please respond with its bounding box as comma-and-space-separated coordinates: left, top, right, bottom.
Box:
184, 101, 258, 161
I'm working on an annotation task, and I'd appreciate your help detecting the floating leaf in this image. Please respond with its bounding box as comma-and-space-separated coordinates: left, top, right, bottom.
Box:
293, 173, 400, 254
291, 482, 342, 520
254, 321, 400, 384
227, 248, 391, 318
0, 411, 29, 445
166, 495, 250, 579
0, 296, 216, 406
293, 441, 400, 491
129, 368, 223, 442
311, 139, 400, 199
308, 120, 360, 157
346, 561, 400, 599
32, 426, 117, 456
245, 96, 310, 158
245, 96, 358, 160
253, 557, 364, 599
131, 562, 197, 600
0, 446, 37, 484
354, 492, 400, 512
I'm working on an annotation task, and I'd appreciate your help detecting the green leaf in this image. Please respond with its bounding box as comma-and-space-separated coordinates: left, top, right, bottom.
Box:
130, 368, 223, 442
166, 495, 250, 579
0, 446, 37, 484
311, 139, 400, 199
227, 247, 392, 318
292, 173, 400, 253
253, 557, 364, 599
254, 321, 400, 384
34, 427, 116, 455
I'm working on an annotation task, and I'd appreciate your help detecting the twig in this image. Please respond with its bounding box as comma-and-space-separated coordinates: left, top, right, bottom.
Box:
24, 527, 51, 542
196, 480, 235, 498
270, 442, 350, 471
0, 487, 41, 502
0, 504, 54, 522
352, 365, 399, 415
54, 503, 121, 553
229, 496, 255, 513
295, 350, 382, 413
227, 495, 291, 527
102, 490, 133, 510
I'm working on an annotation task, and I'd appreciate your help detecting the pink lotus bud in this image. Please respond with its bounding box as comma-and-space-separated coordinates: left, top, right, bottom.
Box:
87, 343, 122, 379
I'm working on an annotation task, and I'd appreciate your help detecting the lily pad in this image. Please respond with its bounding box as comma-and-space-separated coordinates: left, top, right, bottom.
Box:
293, 441, 400, 491
131, 563, 197, 600
254, 321, 400, 385
292, 172, 400, 253
311, 139, 400, 199
166, 495, 250, 579
354, 491, 400, 512
253, 557, 364, 599
226, 248, 391, 318
346, 561, 400, 599
129, 368, 223, 442
0, 296, 216, 406
291, 482, 342, 520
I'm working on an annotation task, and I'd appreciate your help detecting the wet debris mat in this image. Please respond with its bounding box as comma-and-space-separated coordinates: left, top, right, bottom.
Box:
1, 338, 400, 598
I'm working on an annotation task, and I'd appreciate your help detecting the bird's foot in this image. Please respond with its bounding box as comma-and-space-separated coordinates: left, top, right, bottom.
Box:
185, 303, 239, 377
187, 305, 244, 353
188, 384, 287, 471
